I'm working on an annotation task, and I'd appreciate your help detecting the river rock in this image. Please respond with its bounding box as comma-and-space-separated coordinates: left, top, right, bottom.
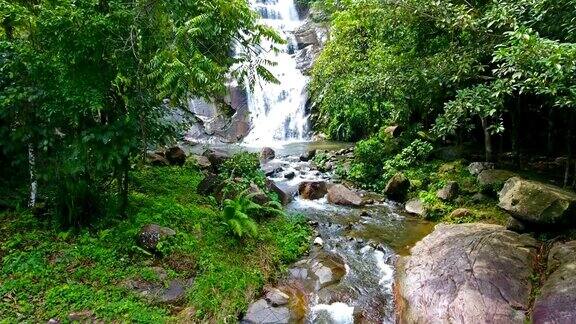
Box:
146, 152, 169, 166
468, 162, 495, 176
284, 171, 295, 179
202, 149, 229, 172
197, 173, 222, 196
138, 224, 176, 252
265, 288, 290, 307
499, 177, 576, 225
166, 147, 186, 166
506, 216, 527, 233
532, 241, 576, 323
190, 154, 211, 169
384, 173, 410, 202
300, 149, 317, 162
310, 253, 346, 289
260, 147, 276, 162
266, 179, 292, 205
436, 181, 459, 201
248, 183, 270, 205
242, 299, 290, 324
397, 223, 538, 323
298, 181, 327, 200
327, 184, 363, 206
478, 169, 517, 190
405, 198, 426, 217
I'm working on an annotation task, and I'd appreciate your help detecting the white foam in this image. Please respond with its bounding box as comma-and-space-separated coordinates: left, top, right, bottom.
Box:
311, 302, 355, 323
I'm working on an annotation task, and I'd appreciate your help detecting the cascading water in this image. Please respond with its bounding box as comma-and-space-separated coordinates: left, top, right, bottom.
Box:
243, 0, 311, 145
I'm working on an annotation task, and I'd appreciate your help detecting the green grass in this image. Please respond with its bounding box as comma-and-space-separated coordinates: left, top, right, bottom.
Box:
0, 165, 311, 322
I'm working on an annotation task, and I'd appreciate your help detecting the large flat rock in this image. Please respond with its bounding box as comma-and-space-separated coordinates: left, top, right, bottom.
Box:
533, 241, 576, 323
499, 177, 576, 225
397, 223, 538, 323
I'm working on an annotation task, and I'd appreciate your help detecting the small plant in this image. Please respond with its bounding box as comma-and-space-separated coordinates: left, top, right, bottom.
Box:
222, 192, 284, 239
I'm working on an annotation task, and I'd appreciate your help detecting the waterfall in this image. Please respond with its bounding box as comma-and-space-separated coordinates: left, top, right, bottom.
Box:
243, 0, 310, 146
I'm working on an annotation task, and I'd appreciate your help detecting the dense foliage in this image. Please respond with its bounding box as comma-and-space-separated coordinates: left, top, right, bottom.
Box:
310, 0, 576, 181
0, 0, 279, 225
0, 165, 311, 321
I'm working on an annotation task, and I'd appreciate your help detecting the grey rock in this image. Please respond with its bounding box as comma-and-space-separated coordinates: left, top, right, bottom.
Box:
266, 179, 293, 205
405, 198, 426, 217
190, 154, 211, 169
265, 288, 290, 307
300, 149, 317, 162
499, 177, 576, 225
242, 299, 290, 324
397, 223, 538, 323
146, 152, 169, 166
468, 162, 495, 176
533, 241, 576, 323
384, 125, 402, 137
327, 184, 363, 206
260, 147, 276, 162
448, 208, 472, 219
202, 149, 230, 172
247, 183, 270, 205
436, 181, 459, 201
505, 216, 527, 233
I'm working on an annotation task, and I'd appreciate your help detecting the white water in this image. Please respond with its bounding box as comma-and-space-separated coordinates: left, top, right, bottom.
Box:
243, 0, 310, 146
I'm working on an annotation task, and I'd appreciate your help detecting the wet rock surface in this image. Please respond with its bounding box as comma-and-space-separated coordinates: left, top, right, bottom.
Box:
436, 181, 459, 201
298, 181, 328, 200
397, 223, 538, 323
384, 173, 410, 202
533, 240, 576, 323
405, 198, 426, 217
499, 177, 576, 226
327, 184, 363, 206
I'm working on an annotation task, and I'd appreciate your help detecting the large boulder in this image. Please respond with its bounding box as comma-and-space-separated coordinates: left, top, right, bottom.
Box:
189, 154, 211, 170
498, 177, 576, 226
384, 173, 410, 202
478, 169, 517, 191
138, 224, 176, 253
532, 241, 576, 323
397, 223, 538, 323
327, 184, 363, 206
247, 183, 270, 206
166, 147, 186, 166
241, 298, 290, 324
260, 147, 276, 162
266, 179, 293, 205
298, 181, 328, 200
405, 198, 427, 217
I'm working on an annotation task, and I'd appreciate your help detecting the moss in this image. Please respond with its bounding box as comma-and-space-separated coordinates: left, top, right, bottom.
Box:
0, 165, 311, 322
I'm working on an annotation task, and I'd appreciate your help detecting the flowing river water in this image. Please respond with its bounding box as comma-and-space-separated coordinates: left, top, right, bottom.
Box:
189, 1, 435, 322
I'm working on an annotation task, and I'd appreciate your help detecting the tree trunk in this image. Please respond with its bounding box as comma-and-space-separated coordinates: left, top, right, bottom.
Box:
28, 143, 37, 208
564, 112, 574, 187
480, 117, 493, 162
118, 156, 129, 217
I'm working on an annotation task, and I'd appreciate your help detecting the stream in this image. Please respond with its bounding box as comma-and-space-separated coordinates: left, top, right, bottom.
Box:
190, 0, 434, 322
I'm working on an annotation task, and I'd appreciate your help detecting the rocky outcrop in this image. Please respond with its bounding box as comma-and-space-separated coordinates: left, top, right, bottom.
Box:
260, 147, 276, 162
397, 223, 538, 323
166, 147, 186, 166
384, 173, 410, 202
533, 241, 576, 323
405, 198, 426, 217
292, 18, 329, 75
138, 224, 176, 253
499, 177, 576, 226
327, 184, 363, 206
436, 181, 459, 201
298, 181, 328, 200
